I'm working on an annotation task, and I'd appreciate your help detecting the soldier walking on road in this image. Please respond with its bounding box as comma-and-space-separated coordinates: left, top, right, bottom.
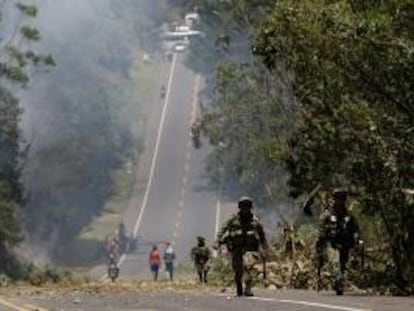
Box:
191, 236, 211, 283
316, 189, 362, 295
216, 197, 268, 297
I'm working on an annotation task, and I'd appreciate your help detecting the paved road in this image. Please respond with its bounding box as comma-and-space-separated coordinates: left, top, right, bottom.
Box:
1, 48, 412, 311
90, 52, 225, 281
1, 287, 413, 311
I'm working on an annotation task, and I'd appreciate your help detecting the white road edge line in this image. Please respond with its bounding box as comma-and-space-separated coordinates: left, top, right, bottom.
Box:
212, 188, 222, 258
131, 53, 178, 239
250, 297, 370, 311
99, 54, 178, 282
215, 294, 370, 311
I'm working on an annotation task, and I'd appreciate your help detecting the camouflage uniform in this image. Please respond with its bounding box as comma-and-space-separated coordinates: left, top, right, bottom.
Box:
191, 236, 211, 283
316, 190, 360, 295
217, 197, 268, 296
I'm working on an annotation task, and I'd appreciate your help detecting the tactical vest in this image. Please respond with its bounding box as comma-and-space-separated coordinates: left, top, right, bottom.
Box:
326, 215, 357, 249
193, 246, 209, 264
227, 216, 261, 252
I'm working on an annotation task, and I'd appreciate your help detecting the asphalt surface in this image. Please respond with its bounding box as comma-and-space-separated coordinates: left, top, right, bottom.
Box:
1, 287, 413, 311
89, 52, 226, 281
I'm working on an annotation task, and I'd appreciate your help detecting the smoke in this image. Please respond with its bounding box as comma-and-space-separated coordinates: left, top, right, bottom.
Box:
17, 0, 165, 262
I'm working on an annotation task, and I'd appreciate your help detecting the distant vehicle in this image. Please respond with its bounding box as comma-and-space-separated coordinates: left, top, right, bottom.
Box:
162, 29, 205, 39
175, 25, 191, 32
108, 262, 119, 282
161, 19, 204, 53
185, 13, 200, 26
173, 42, 189, 52
161, 34, 191, 53
107, 252, 120, 282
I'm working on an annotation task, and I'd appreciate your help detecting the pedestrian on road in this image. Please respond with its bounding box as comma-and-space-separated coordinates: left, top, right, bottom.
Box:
191, 236, 211, 283
118, 222, 128, 253
316, 189, 362, 295
216, 196, 268, 297
149, 245, 161, 281
163, 242, 176, 281
103, 235, 112, 256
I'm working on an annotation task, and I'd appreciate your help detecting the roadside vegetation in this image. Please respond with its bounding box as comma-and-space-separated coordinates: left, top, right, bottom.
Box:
175, 0, 414, 294
0, 0, 55, 280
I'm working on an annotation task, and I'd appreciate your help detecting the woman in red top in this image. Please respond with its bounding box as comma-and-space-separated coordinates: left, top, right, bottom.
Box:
149, 245, 161, 281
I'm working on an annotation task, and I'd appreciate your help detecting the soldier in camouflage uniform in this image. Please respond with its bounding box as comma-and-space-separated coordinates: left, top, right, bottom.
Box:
191, 236, 211, 283
216, 197, 268, 297
316, 189, 361, 295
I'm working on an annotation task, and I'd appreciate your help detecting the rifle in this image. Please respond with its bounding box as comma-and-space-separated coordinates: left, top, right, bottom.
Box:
359, 240, 365, 269
302, 184, 322, 217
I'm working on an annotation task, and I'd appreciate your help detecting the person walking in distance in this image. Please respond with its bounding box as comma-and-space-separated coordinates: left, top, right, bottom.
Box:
163, 242, 176, 281
149, 245, 161, 281
191, 236, 211, 283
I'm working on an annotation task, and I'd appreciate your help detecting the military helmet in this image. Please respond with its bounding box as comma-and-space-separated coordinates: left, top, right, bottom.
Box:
238, 196, 253, 209
197, 236, 205, 242
332, 189, 347, 200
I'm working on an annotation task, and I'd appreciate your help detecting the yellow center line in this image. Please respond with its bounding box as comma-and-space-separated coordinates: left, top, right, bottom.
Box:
24, 304, 48, 311
0, 297, 31, 311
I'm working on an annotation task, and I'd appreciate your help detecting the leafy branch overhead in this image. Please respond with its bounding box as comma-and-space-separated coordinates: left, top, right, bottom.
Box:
16, 3, 37, 17
193, 0, 414, 292
0, 2, 55, 85
252, 0, 414, 290
20, 26, 40, 41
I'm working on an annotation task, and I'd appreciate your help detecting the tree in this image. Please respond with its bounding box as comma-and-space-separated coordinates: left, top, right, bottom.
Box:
0, 1, 54, 276
254, 0, 414, 290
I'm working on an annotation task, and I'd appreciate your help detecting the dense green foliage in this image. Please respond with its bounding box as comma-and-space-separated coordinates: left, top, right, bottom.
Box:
0, 1, 55, 275
184, 0, 295, 215
254, 0, 414, 289
202, 62, 295, 209
185, 0, 414, 291
0, 87, 22, 254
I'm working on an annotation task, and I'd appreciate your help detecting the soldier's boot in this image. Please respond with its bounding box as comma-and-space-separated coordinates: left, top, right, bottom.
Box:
244, 281, 254, 297
236, 281, 243, 297
334, 278, 344, 296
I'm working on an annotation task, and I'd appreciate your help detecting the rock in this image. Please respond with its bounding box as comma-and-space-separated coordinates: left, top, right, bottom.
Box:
267, 284, 277, 291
